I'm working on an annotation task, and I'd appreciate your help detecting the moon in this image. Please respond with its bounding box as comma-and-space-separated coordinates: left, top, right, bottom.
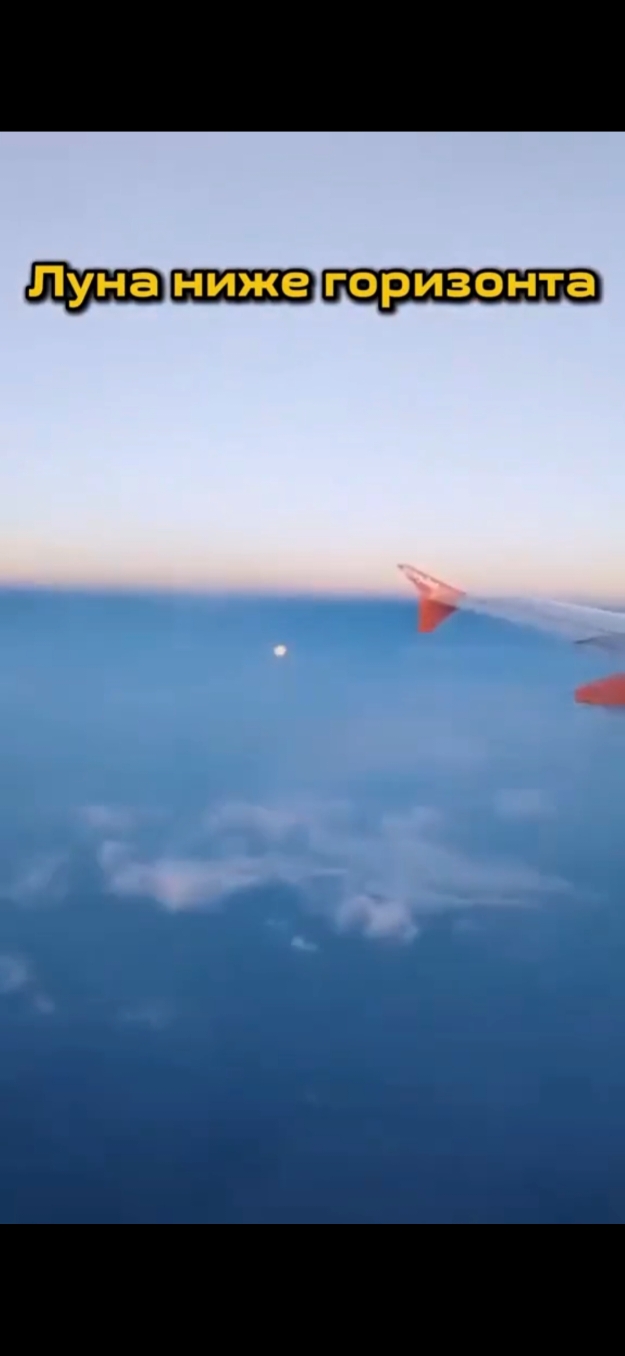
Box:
273, 644, 287, 657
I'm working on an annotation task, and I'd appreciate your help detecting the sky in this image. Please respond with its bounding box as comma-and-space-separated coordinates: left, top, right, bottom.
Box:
1, 131, 624, 600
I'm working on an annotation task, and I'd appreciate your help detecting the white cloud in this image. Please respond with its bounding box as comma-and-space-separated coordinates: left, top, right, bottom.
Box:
291, 935, 319, 953
0, 954, 55, 1014
79, 805, 137, 833
97, 798, 569, 943
103, 854, 272, 911
204, 802, 308, 841
2, 854, 67, 903
494, 789, 554, 821
336, 895, 420, 943
0, 953, 31, 995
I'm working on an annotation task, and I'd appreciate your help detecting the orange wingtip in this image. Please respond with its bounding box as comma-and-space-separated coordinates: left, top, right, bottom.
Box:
575, 674, 625, 706
398, 563, 463, 633
418, 599, 458, 632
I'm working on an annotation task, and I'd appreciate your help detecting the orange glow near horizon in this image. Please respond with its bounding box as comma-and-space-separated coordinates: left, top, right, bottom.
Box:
0, 539, 624, 604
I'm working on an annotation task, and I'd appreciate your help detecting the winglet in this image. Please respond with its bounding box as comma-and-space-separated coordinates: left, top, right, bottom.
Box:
398, 563, 464, 633
575, 673, 625, 707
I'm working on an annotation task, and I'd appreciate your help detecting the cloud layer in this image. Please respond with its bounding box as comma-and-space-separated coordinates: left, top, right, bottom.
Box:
0, 797, 570, 948
91, 798, 569, 943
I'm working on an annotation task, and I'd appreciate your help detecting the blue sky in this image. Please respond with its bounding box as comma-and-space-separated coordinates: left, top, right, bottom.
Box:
1, 131, 624, 599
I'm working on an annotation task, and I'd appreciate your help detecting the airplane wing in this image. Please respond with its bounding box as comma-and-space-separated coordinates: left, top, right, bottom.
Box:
398, 562, 625, 707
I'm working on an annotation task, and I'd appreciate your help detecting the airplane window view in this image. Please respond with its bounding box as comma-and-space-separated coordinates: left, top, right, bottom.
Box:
1, 131, 623, 1224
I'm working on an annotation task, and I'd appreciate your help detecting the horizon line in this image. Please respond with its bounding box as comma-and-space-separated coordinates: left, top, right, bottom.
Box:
0, 580, 624, 608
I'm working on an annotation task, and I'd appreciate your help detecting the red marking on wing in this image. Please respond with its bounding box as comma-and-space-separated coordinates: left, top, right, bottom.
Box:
418, 599, 458, 633
398, 564, 464, 633
575, 674, 625, 707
